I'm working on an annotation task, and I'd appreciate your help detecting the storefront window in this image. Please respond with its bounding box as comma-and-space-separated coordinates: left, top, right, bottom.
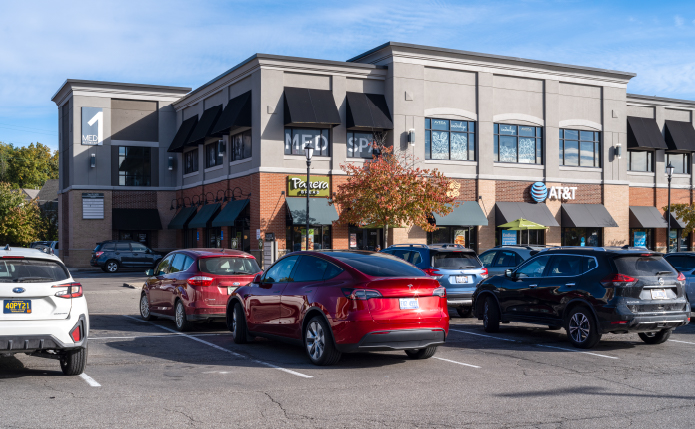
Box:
207, 227, 222, 248
286, 226, 331, 251
183, 229, 196, 248
118, 230, 150, 247
494, 124, 542, 164
628, 150, 653, 172
562, 228, 601, 247
118, 147, 151, 186
425, 118, 476, 161
495, 229, 546, 246
231, 130, 252, 161
427, 226, 478, 252
205, 141, 224, 168
284, 128, 330, 157
348, 227, 383, 251
666, 153, 690, 174
184, 149, 199, 174
670, 229, 690, 252
559, 129, 600, 167
347, 131, 377, 159
630, 228, 654, 250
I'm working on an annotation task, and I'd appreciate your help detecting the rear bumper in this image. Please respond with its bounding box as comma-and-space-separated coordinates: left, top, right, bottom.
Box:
447, 291, 474, 307
601, 313, 690, 333
187, 312, 226, 322
0, 313, 88, 354
335, 328, 446, 353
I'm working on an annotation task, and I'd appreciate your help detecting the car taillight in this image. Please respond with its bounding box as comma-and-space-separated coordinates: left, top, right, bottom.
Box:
480, 267, 488, 279
95, 251, 104, 257
187, 276, 213, 287
423, 268, 443, 279
341, 288, 382, 300
600, 273, 637, 288
433, 287, 446, 297
677, 272, 686, 282
53, 283, 83, 298
70, 325, 81, 342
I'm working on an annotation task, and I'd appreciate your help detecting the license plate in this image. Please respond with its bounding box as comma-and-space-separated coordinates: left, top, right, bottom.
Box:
227, 286, 238, 295
399, 298, 419, 310
455, 276, 469, 283
650, 289, 668, 300
3, 300, 31, 314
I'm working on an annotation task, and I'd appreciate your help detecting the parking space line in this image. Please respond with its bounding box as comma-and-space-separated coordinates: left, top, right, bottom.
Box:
79, 373, 101, 387
89, 333, 232, 340
669, 339, 695, 345
123, 316, 312, 379
535, 344, 618, 359
433, 356, 480, 368
449, 328, 520, 342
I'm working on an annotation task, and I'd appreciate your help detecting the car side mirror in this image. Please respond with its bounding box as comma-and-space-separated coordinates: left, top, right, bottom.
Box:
145, 269, 154, 276
505, 269, 513, 278
253, 274, 262, 284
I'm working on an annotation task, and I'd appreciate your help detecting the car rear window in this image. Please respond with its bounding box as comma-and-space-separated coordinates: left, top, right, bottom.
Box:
332, 253, 426, 277
431, 251, 481, 269
0, 259, 70, 283
199, 257, 260, 275
614, 255, 677, 277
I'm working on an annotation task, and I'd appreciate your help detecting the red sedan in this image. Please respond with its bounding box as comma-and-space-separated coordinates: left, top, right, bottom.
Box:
140, 249, 261, 331
227, 250, 449, 365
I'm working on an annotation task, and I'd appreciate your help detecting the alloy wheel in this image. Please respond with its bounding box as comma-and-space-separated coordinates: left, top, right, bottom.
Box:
140, 295, 149, 318
305, 321, 325, 361
568, 312, 590, 343
107, 262, 117, 272
176, 303, 185, 328
232, 309, 237, 335
483, 301, 489, 326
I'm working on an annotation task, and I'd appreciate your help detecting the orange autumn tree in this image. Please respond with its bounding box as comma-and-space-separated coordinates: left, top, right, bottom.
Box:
331, 145, 458, 247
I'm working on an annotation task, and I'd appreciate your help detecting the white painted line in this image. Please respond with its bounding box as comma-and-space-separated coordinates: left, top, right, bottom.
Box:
89, 333, 232, 340
535, 344, 618, 360
669, 339, 695, 345
433, 356, 481, 368
123, 315, 312, 379
449, 328, 520, 342
79, 373, 101, 387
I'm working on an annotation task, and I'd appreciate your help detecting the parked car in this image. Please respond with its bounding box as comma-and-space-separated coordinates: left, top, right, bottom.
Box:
478, 245, 543, 276
473, 247, 691, 348
227, 250, 449, 366
140, 249, 261, 331
381, 244, 487, 317
0, 246, 88, 375
91, 240, 162, 273
30, 240, 57, 250
663, 252, 695, 305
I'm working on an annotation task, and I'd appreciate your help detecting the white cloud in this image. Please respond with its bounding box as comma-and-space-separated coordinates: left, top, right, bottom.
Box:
675, 15, 685, 26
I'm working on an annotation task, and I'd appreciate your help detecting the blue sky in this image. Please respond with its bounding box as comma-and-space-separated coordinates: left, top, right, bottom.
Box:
1, 0, 695, 151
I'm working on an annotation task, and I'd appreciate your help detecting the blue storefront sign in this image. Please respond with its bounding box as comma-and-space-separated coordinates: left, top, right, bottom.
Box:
633, 231, 646, 247
196, 231, 199, 241
501, 230, 517, 246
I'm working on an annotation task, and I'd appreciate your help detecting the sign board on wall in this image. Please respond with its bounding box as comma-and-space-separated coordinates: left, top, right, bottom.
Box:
82, 193, 104, 219
530, 182, 577, 203
81, 107, 104, 145
287, 175, 330, 197
501, 230, 517, 246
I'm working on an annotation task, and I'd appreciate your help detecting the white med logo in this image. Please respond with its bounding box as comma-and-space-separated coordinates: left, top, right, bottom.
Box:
81, 107, 104, 145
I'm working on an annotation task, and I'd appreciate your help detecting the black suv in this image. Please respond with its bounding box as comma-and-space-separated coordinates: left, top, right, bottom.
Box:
90, 240, 162, 273
473, 247, 691, 348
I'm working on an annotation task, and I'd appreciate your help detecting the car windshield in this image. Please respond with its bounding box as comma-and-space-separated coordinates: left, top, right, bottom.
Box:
198, 257, 260, 275
332, 253, 426, 277
0, 259, 70, 283
614, 255, 677, 277
432, 252, 481, 269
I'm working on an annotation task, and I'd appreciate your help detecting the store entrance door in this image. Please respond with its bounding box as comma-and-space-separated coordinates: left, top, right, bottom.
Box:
349, 227, 383, 251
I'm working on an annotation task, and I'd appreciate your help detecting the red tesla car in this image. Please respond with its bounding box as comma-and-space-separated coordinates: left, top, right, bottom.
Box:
227, 250, 449, 365
140, 249, 261, 331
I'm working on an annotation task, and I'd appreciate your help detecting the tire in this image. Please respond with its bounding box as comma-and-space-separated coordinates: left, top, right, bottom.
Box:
60, 346, 87, 376
404, 346, 438, 359
174, 300, 191, 332
304, 316, 341, 366
105, 260, 119, 273
565, 307, 601, 349
638, 329, 672, 344
139, 294, 157, 321
456, 307, 472, 318
482, 296, 500, 333
548, 325, 562, 331
230, 302, 249, 344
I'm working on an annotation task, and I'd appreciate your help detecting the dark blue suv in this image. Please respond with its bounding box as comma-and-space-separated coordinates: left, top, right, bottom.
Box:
90, 240, 162, 273
381, 244, 488, 317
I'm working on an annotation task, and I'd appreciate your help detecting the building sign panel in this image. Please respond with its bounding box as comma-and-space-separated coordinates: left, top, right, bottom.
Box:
501, 230, 517, 246
81, 107, 104, 145
530, 182, 577, 203
287, 175, 330, 197
82, 193, 104, 219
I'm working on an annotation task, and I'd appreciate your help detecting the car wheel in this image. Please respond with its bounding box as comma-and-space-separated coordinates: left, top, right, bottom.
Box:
638, 329, 672, 344
139, 294, 157, 321
456, 307, 472, 318
304, 316, 341, 366
404, 346, 438, 359
565, 307, 601, 349
229, 302, 249, 344
60, 346, 87, 376
105, 260, 119, 273
482, 296, 500, 333
174, 300, 191, 332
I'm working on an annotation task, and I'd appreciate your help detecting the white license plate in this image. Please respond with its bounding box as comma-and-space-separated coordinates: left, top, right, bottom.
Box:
455, 276, 469, 283
650, 289, 668, 300
399, 298, 419, 310
227, 286, 238, 295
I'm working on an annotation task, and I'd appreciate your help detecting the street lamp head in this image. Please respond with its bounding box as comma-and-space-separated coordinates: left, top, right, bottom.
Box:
666, 162, 675, 177
304, 143, 314, 161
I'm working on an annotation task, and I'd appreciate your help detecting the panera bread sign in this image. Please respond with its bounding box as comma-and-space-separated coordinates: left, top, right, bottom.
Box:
287, 175, 330, 197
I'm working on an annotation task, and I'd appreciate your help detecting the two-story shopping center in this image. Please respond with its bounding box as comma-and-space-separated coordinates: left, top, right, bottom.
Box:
52, 42, 695, 267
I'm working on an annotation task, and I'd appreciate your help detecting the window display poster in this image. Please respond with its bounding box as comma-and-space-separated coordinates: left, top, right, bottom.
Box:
633, 231, 646, 247
301, 228, 315, 251
349, 233, 357, 248
454, 229, 466, 247
501, 230, 517, 246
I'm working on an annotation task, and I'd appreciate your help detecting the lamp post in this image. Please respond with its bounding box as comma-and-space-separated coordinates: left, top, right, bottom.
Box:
666, 162, 675, 253
304, 142, 314, 251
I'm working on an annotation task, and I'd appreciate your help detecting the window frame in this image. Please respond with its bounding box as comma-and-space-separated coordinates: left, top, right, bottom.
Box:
205, 140, 224, 169
284, 128, 330, 157
230, 130, 252, 162
666, 153, 690, 175
425, 118, 476, 161
347, 131, 377, 159
494, 123, 543, 165
559, 129, 601, 168
184, 148, 199, 174
118, 146, 151, 186
627, 150, 654, 172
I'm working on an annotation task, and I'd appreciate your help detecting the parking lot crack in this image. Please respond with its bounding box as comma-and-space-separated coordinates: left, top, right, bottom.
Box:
165, 408, 201, 426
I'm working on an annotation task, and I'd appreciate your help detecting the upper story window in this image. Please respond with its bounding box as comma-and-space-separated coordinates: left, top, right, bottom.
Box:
184, 149, 199, 174
494, 124, 542, 164
628, 150, 653, 172
667, 153, 690, 174
347, 131, 377, 159
231, 130, 252, 162
205, 141, 224, 169
559, 129, 600, 167
284, 128, 330, 157
425, 118, 476, 161
118, 147, 151, 186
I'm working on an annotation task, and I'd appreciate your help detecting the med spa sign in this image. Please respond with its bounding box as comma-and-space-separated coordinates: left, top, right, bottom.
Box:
287, 175, 330, 197
81, 107, 104, 145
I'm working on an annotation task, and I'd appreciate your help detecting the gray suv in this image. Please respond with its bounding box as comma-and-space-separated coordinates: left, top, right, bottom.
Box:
478, 246, 545, 276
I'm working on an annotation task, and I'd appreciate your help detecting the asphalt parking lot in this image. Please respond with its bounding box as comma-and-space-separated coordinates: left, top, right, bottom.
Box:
2, 271, 695, 428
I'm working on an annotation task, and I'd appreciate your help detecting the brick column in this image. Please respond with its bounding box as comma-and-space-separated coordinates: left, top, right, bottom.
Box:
477, 179, 496, 252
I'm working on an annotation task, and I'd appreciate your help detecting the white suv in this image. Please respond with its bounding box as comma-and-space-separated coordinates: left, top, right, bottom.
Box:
0, 246, 89, 375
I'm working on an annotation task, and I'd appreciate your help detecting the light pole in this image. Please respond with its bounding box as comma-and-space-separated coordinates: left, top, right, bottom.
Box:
666, 162, 674, 253
304, 142, 314, 251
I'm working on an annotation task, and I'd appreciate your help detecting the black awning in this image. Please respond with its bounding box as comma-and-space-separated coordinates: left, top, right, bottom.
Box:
433, 202, 488, 226
561, 204, 618, 228
627, 116, 667, 150
211, 91, 252, 137
113, 209, 162, 230
286, 197, 339, 225
346, 92, 393, 130
668, 212, 686, 229
167, 116, 198, 152
495, 202, 559, 227
168, 206, 197, 230
664, 120, 695, 152
211, 199, 249, 227
284, 87, 341, 128
187, 105, 223, 146
188, 203, 221, 229
629, 206, 668, 228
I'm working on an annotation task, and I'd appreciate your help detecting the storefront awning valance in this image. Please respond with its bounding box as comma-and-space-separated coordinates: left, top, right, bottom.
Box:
211, 199, 249, 227
669, 212, 686, 229
188, 203, 221, 229
495, 202, 559, 227
627, 116, 668, 150
284, 87, 341, 128
561, 204, 618, 228
433, 202, 488, 226
345, 92, 393, 130
629, 206, 668, 228
286, 197, 338, 225
113, 209, 162, 230
168, 206, 197, 230
211, 91, 252, 137
187, 105, 223, 146
664, 120, 695, 152
167, 116, 198, 153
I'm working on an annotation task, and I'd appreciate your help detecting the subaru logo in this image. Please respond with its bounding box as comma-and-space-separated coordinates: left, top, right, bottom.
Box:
12, 287, 25, 294
531, 182, 548, 203
658, 278, 664, 286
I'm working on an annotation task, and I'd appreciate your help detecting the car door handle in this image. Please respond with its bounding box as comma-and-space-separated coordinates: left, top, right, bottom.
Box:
566, 283, 575, 287
529, 284, 538, 288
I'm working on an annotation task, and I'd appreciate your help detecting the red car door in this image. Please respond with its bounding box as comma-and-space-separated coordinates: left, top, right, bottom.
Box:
278, 256, 330, 338
160, 253, 186, 315
149, 254, 174, 311
245, 255, 299, 334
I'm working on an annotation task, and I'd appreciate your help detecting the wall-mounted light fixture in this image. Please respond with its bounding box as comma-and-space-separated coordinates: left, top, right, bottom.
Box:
90, 153, 96, 168
408, 129, 415, 146
614, 143, 622, 159
218, 139, 226, 154
168, 156, 175, 171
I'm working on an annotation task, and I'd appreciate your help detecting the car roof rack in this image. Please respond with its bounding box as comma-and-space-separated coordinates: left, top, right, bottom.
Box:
538, 246, 607, 252
494, 245, 549, 250
388, 244, 429, 248
429, 243, 466, 249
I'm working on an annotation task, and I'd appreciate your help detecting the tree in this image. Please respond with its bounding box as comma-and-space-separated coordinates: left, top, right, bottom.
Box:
331, 145, 458, 247
0, 182, 44, 246
663, 204, 695, 237
0, 142, 59, 189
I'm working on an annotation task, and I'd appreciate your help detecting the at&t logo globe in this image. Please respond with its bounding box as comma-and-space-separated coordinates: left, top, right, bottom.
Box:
531, 182, 548, 203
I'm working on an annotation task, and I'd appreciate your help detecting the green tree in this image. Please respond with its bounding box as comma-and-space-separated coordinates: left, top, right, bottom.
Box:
0, 182, 44, 246
663, 204, 695, 237
0, 142, 59, 189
